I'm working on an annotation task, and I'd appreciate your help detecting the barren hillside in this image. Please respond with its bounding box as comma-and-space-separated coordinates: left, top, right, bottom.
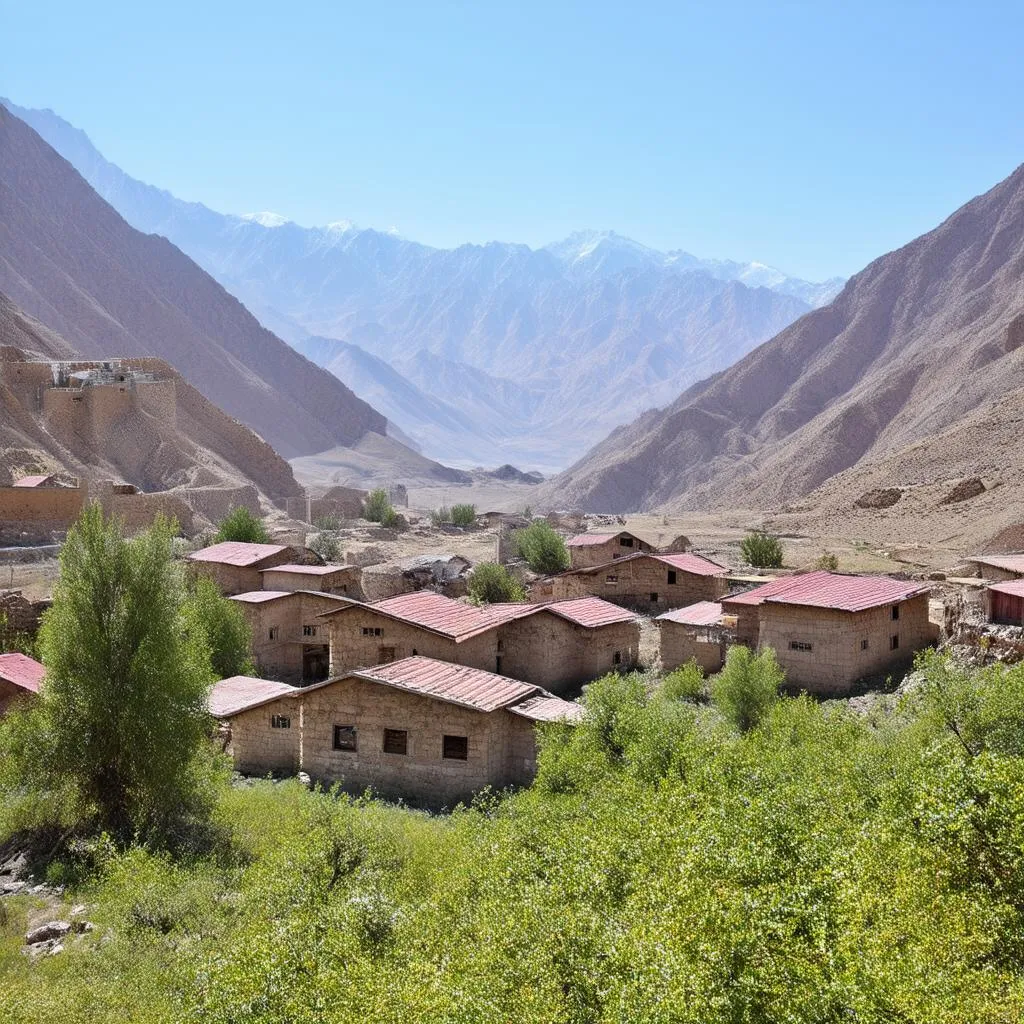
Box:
544, 162, 1024, 515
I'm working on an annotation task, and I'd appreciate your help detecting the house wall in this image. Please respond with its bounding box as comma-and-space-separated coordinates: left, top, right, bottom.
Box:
569, 533, 654, 570
0, 484, 85, 541
261, 566, 362, 597
659, 622, 725, 674
988, 589, 1024, 625
326, 609, 498, 677
0, 679, 39, 717
756, 593, 938, 694
970, 561, 1024, 582
721, 603, 760, 647
228, 696, 301, 775
191, 549, 295, 596
552, 556, 728, 612
299, 676, 536, 806
236, 592, 339, 683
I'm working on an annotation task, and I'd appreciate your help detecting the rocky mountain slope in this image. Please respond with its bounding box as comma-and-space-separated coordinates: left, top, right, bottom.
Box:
544, 161, 1024, 514
0, 105, 386, 460
3, 99, 840, 470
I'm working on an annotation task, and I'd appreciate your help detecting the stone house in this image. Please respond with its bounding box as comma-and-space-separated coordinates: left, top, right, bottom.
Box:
985, 579, 1024, 625
319, 591, 639, 694
538, 551, 729, 612
208, 674, 300, 774
721, 571, 938, 694
188, 541, 297, 595
230, 590, 357, 684
657, 601, 725, 674
219, 656, 582, 805
566, 530, 656, 569
0, 652, 44, 716
964, 554, 1024, 582
259, 563, 363, 598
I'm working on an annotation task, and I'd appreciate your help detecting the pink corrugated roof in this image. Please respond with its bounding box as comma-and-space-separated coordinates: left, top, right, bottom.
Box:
260, 563, 352, 576
354, 656, 538, 712
971, 554, 1024, 575
230, 590, 293, 604
209, 675, 298, 717
723, 570, 928, 613
988, 579, 1024, 598
509, 694, 585, 723
657, 601, 723, 626
188, 542, 289, 567
365, 592, 531, 641
12, 474, 53, 488
655, 552, 727, 576
567, 532, 620, 547
543, 597, 638, 628
0, 653, 45, 694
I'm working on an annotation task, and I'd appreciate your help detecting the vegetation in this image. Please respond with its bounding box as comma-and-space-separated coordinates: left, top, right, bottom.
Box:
214, 506, 270, 545
660, 660, 706, 701
709, 645, 782, 731
184, 576, 255, 679
6, 648, 1024, 1019
312, 512, 342, 532
362, 488, 393, 523
450, 503, 477, 527
467, 561, 526, 604
516, 520, 570, 574
739, 528, 784, 568
815, 550, 840, 570
0, 611, 36, 658
429, 504, 451, 527
309, 530, 341, 562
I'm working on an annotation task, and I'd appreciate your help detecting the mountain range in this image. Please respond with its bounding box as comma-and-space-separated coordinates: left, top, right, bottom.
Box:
3, 99, 842, 471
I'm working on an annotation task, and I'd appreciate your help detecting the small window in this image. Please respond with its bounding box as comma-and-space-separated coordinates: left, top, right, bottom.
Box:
333, 725, 357, 751
362, 626, 383, 637
303, 624, 317, 637
789, 640, 813, 652
496, 655, 503, 674
620, 536, 634, 548
891, 605, 900, 621
605, 574, 618, 584
890, 634, 900, 651
650, 593, 659, 603
268, 626, 279, 641
383, 728, 408, 755
378, 646, 396, 664
860, 638, 869, 651
270, 714, 290, 729
613, 650, 622, 665
443, 735, 468, 761
412, 648, 418, 656
667, 570, 677, 585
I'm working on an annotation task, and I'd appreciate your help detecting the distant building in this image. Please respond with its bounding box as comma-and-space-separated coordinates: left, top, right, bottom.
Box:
985, 579, 1024, 626
0, 653, 44, 716
217, 656, 582, 805
964, 554, 1024, 582
721, 570, 938, 694
12, 474, 60, 488
187, 541, 296, 595
259, 563, 363, 598
538, 551, 729, 612
566, 530, 656, 569
657, 601, 725, 674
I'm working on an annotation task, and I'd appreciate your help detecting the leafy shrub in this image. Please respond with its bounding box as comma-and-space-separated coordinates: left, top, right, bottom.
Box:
185, 576, 255, 679
380, 508, 408, 532
215, 506, 270, 544
660, 661, 706, 702
450, 504, 477, 527
363, 489, 393, 523
309, 531, 341, 562
430, 505, 452, 527
739, 530, 783, 568
516, 521, 570, 574
710, 645, 783, 731
815, 551, 839, 571
467, 562, 526, 604
313, 513, 342, 532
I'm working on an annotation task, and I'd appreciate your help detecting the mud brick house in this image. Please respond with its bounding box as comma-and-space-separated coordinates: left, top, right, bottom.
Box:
260, 563, 363, 598
188, 541, 297, 595
208, 675, 300, 774
538, 551, 729, 612
657, 601, 725, 674
320, 591, 639, 693
230, 590, 356, 684
985, 579, 1024, 625
965, 554, 1024, 582
0, 652, 44, 716
721, 571, 938, 694
566, 530, 656, 569
218, 656, 582, 805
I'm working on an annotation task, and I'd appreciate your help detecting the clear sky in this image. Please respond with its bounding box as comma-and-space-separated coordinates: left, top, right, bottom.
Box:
5, 1, 1023, 280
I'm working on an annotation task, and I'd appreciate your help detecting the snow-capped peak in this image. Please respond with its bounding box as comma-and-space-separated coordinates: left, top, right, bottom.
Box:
241, 211, 290, 228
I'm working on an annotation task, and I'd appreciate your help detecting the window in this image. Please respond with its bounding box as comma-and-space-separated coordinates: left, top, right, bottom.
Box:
270, 714, 290, 729
378, 646, 396, 664
890, 634, 900, 651
362, 626, 383, 637
412, 648, 418, 656
495, 655, 503, 675
303, 624, 317, 637
860, 639, 870, 651
891, 605, 900, 621
268, 626, 279, 641
443, 735, 468, 761
605, 574, 618, 584
333, 725, 357, 751
789, 640, 813, 652
497, 638, 504, 652
383, 728, 408, 755
650, 593, 659, 603
667, 570, 677, 585
619, 536, 634, 548
613, 651, 622, 665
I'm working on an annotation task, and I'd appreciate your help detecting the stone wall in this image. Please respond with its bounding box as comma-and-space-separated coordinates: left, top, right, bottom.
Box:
235, 592, 338, 684
94, 481, 195, 536
229, 696, 301, 775
260, 565, 362, 597
190, 548, 295, 596
182, 485, 261, 527
659, 622, 725, 674
968, 560, 1022, 583
0, 590, 43, 638
0, 483, 85, 542
756, 593, 939, 694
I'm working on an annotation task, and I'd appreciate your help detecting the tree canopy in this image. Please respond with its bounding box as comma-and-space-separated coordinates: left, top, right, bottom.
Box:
215, 506, 270, 544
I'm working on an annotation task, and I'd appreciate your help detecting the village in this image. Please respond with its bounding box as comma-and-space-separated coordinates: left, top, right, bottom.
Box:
2, 471, 1020, 808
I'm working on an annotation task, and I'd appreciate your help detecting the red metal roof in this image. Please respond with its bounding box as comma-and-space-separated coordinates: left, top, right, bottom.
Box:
723, 570, 929, 613
509, 694, 585, 723
230, 590, 293, 604
12, 474, 54, 488
543, 597, 638, 628
209, 675, 298, 717
988, 579, 1024, 598
364, 592, 531, 641
188, 542, 289, 567
260, 563, 352, 576
567, 532, 620, 547
971, 554, 1024, 576
0, 653, 45, 694
353, 656, 538, 712
657, 601, 723, 627
654, 552, 727, 576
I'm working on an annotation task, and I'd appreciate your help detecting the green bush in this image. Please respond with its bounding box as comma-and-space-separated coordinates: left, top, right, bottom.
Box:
467, 562, 526, 604
450, 504, 477, 527
363, 489, 393, 524
215, 506, 270, 544
660, 661, 706, 701
710, 645, 783, 731
185, 576, 255, 679
309, 531, 341, 562
515, 521, 570, 575
312, 512, 342, 532
739, 529, 784, 568
430, 505, 452, 527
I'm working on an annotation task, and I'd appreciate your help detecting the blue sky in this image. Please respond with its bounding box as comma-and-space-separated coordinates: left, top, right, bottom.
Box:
5, 1, 1023, 280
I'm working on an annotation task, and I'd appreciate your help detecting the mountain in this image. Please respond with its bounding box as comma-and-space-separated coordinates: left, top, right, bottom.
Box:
0, 104, 386, 461
2, 99, 841, 470
543, 161, 1024, 517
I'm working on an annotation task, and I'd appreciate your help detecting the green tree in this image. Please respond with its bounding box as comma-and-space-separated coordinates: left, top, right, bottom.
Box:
710, 645, 783, 731
215, 506, 270, 544
14, 505, 216, 837
309, 531, 341, 562
815, 551, 839, 571
363, 489, 393, 524
185, 576, 255, 679
450, 504, 477, 527
516, 521, 570, 574
739, 530, 784, 568
660, 661, 706, 701
467, 562, 526, 604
